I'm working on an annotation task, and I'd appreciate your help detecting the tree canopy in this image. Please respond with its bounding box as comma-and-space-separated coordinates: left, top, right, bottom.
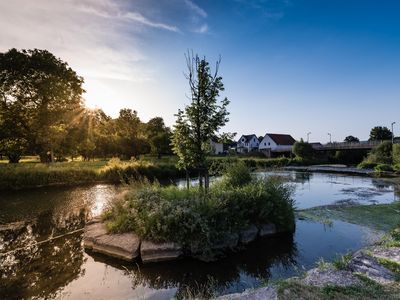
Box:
171, 53, 230, 189
369, 126, 392, 141
344, 135, 360, 143
0, 48, 173, 163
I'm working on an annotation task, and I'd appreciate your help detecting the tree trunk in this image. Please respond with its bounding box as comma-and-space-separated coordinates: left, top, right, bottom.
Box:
186, 169, 190, 190
198, 170, 203, 189
8, 154, 21, 163
205, 169, 209, 191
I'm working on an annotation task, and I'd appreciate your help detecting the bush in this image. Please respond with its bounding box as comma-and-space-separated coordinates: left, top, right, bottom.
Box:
104, 164, 295, 257
357, 161, 378, 170
292, 140, 314, 159
367, 141, 393, 164
374, 164, 394, 172
393, 144, 400, 165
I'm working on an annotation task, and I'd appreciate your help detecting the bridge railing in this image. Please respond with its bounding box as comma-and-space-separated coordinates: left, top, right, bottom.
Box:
316, 140, 393, 150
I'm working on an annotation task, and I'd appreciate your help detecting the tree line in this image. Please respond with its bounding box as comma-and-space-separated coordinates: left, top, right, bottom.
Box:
0, 49, 172, 163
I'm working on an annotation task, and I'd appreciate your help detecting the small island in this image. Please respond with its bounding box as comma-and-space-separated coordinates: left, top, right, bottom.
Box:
84, 161, 295, 263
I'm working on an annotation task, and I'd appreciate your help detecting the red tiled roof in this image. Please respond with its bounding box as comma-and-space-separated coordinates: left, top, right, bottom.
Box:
267, 133, 296, 145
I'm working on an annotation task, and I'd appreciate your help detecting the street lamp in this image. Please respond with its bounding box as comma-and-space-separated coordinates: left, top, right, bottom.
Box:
327, 133, 332, 144
307, 132, 311, 143
391, 122, 396, 144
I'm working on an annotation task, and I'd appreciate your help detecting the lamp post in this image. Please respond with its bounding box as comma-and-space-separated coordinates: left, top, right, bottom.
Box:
327, 133, 332, 144
307, 132, 311, 143
391, 122, 396, 144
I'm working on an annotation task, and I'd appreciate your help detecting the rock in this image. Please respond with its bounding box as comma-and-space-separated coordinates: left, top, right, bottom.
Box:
303, 267, 361, 287
83, 222, 108, 249
370, 246, 400, 264
239, 226, 259, 244
259, 224, 276, 237
141, 241, 182, 263
92, 233, 141, 261
213, 233, 239, 250
348, 251, 395, 284
217, 286, 277, 300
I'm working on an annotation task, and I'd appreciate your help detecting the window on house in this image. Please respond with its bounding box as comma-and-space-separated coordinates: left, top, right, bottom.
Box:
268, 142, 270, 146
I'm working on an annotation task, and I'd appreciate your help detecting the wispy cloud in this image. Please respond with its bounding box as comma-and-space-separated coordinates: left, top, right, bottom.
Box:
195, 24, 209, 34
183, 0, 207, 18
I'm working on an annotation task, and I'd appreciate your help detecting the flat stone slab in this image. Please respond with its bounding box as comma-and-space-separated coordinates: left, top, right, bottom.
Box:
217, 286, 277, 300
303, 267, 361, 287
239, 226, 259, 244
370, 246, 400, 264
259, 224, 276, 237
141, 241, 182, 263
92, 233, 141, 261
84, 222, 108, 249
348, 251, 395, 284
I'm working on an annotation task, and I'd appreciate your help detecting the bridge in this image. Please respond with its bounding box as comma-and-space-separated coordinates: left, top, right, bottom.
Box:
312, 140, 397, 151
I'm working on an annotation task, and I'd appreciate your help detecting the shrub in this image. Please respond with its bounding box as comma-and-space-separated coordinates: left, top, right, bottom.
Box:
220, 161, 252, 187
292, 140, 314, 159
393, 144, 400, 165
104, 164, 295, 257
374, 164, 394, 172
357, 161, 378, 170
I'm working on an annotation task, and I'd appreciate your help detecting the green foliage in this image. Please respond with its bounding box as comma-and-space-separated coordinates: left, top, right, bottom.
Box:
344, 135, 360, 143
145, 117, 172, 158
361, 141, 393, 165
104, 164, 295, 257
0, 159, 184, 190
0, 48, 84, 162
357, 161, 378, 169
393, 144, 400, 165
374, 164, 394, 172
171, 52, 230, 189
219, 161, 252, 187
292, 139, 314, 159
369, 126, 393, 141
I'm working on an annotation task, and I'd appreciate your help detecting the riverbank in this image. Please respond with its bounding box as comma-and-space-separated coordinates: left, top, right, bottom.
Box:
2, 156, 399, 190
217, 201, 400, 299
0, 158, 185, 190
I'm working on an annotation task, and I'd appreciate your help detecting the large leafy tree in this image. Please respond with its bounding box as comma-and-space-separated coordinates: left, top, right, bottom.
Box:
145, 117, 172, 158
344, 135, 360, 143
0, 48, 84, 162
369, 126, 392, 141
171, 53, 230, 189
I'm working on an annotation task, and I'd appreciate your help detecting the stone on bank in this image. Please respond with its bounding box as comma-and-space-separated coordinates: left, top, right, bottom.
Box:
84, 222, 140, 261
140, 240, 182, 263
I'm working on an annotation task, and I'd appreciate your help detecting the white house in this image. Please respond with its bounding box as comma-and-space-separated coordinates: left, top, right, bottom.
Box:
259, 133, 296, 157
237, 134, 260, 153
210, 139, 224, 155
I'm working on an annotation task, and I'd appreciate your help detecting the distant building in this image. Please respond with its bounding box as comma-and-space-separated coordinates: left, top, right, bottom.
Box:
237, 134, 260, 153
259, 133, 296, 157
210, 138, 224, 155
309, 142, 323, 150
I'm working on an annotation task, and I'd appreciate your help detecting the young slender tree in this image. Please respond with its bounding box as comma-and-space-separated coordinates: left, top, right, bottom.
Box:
171, 52, 230, 190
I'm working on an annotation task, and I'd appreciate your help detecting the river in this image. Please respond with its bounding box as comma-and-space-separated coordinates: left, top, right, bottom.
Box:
0, 171, 398, 299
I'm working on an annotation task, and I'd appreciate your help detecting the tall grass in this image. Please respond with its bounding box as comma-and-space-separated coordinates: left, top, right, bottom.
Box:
0, 158, 184, 190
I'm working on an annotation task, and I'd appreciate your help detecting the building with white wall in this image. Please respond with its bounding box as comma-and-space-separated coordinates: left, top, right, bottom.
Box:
259, 133, 296, 157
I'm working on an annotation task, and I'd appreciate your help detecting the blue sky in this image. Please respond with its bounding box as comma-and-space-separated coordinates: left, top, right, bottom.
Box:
1, 0, 399, 142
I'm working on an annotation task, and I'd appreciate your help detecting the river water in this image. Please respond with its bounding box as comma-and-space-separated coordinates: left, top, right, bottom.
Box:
0, 171, 398, 299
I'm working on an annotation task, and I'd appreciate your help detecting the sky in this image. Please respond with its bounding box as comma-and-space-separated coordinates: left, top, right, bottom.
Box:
1, 0, 400, 143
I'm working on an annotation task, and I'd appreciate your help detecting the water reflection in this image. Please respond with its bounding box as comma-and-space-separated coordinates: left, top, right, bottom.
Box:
87, 234, 297, 298
0, 213, 86, 299
0, 172, 397, 299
